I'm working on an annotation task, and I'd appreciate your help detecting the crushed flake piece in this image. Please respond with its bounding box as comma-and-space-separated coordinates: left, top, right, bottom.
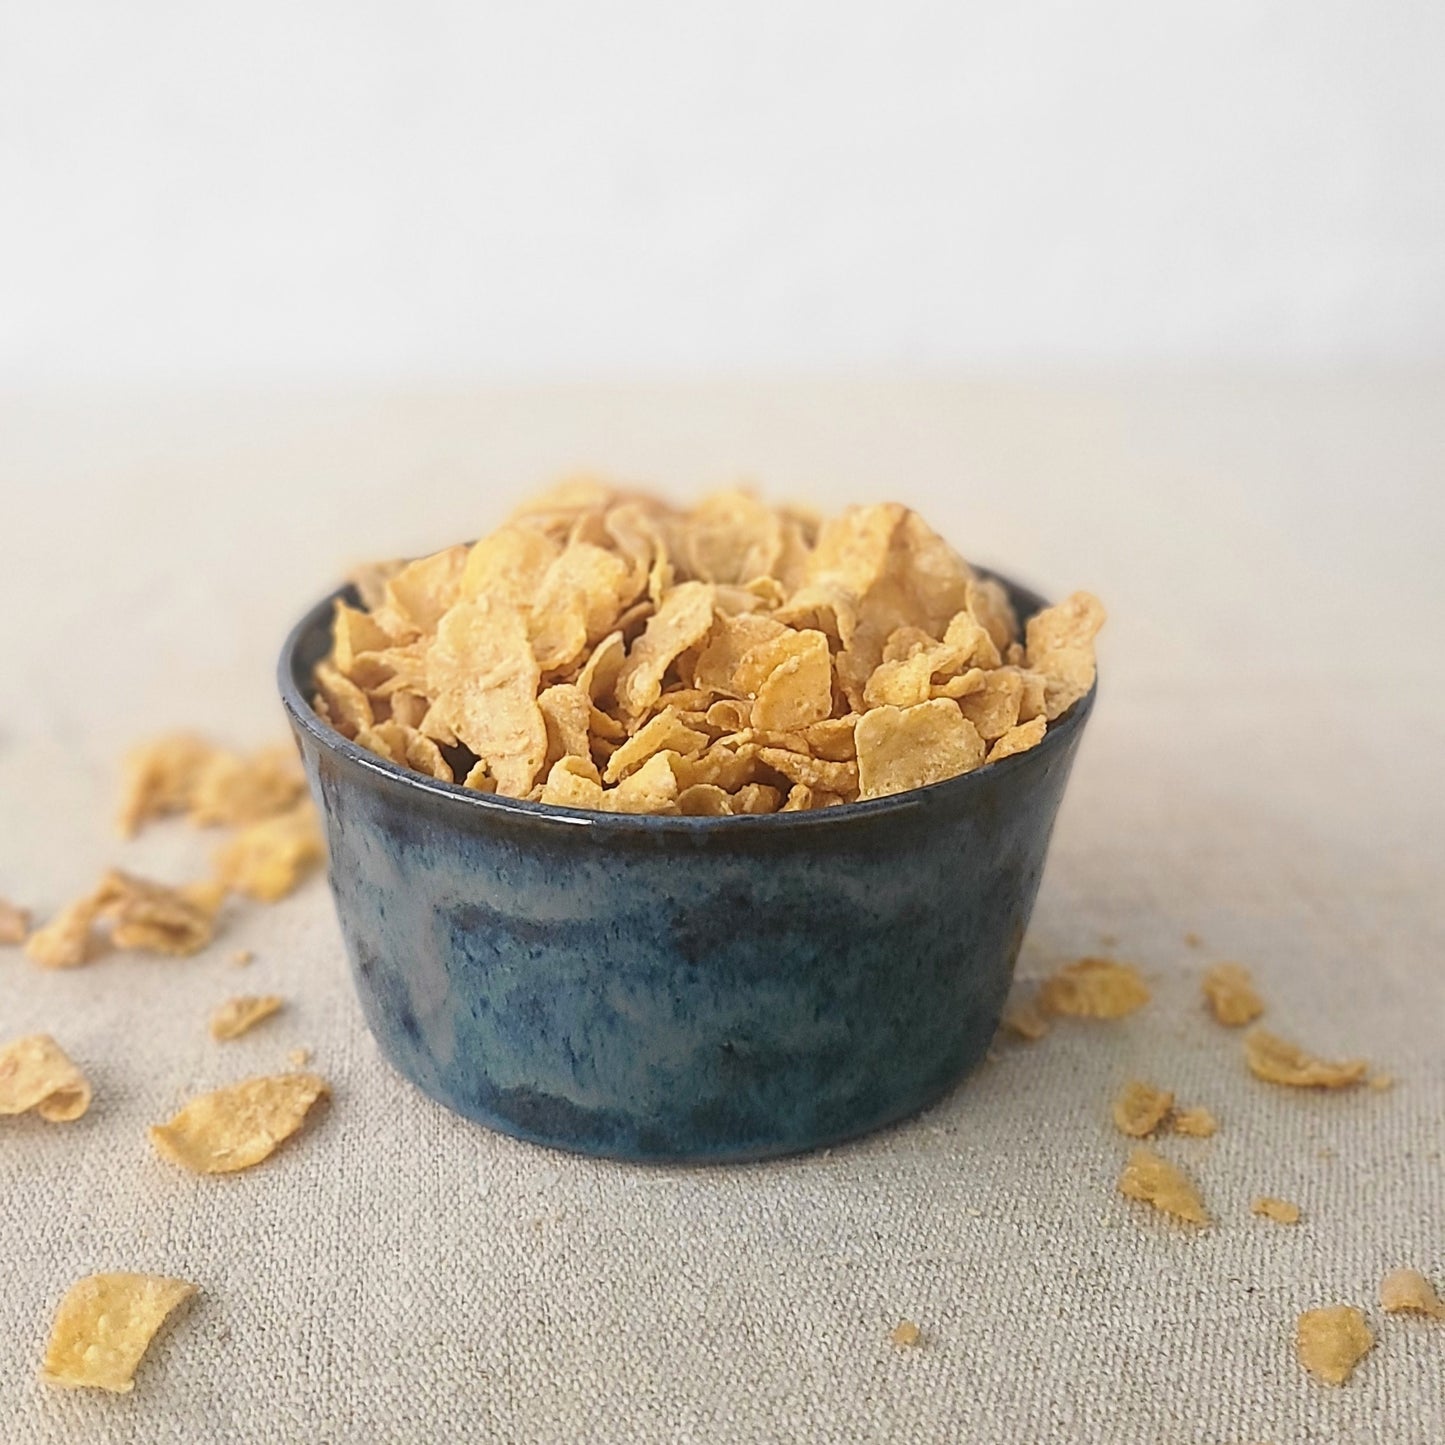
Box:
1252, 1196, 1302, 1225
889, 1320, 922, 1347
209, 995, 283, 1041
1202, 963, 1264, 1026
1244, 1029, 1367, 1089
214, 802, 325, 903
1170, 1106, 1218, 1138
1039, 958, 1150, 1019
1379, 1268, 1445, 1318
0, 897, 30, 945
1296, 1305, 1373, 1385
1112, 1080, 1174, 1138
1117, 1146, 1209, 1224
1000, 999, 1050, 1042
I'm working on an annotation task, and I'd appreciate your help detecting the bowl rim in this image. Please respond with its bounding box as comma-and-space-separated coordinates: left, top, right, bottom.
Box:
277, 571, 1096, 833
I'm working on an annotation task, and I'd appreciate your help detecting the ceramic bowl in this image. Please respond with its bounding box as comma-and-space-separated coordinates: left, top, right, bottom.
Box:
278, 575, 1094, 1162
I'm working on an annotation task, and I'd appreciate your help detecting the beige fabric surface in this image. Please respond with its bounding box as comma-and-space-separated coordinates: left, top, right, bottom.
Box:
2, 375, 1442, 1444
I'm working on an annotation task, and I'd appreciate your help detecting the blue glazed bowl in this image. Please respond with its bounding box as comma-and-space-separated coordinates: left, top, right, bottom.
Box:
279, 575, 1094, 1163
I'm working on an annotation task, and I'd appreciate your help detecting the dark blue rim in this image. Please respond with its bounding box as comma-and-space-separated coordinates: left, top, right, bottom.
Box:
277, 571, 1096, 833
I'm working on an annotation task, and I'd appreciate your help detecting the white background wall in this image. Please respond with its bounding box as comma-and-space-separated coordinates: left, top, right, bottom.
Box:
2, 1, 1443, 382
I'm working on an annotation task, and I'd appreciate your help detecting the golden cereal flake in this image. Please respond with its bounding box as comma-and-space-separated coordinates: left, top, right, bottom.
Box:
229, 948, 254, 967
1000, 1000, 1050, 1042
39, 1273, 196, 1392
94, 870, 222, 957
1170, 1106, 1218, 1138
214, 802, 325, 903
1379, 1268, 1445, 1319
1252, 1196, 1302, 1225
24, 895, 106, 969
425, 597, 547, 798
1038, 958, 1150, 1019
209, 995, 284, 1041
1296, 1306, 1373, 1385
116, 733, 218, 836
889, 1320, 922, 1348
149, 1073, 329, 1174
855, 700, 985, 800
1112, 1080, 1174, 1139
0, 897, 30, 945
1118, 1146, 1209, 1225
0, 1034, 92, 1121
614, 581, 716, 720
187, 745, 306, 827
1244, 1029, 1367, 1089
1201, 963, 1264, 1027
986, 716, 1047, 763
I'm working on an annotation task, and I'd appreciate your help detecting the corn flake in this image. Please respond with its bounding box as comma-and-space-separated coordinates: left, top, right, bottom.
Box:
116, 733, 217, 836
215, 802, 325, 903
1112, 1080, 1174, 1138
1244, 1029, 1367, 1089
1118, 1146, 1209, 1225
95, 870, 223, 956
187, 746, 306, 827
1170, 1106, 1218, 1138
0, 1034, 92, 1121
23, 895, 105, 969
1379, 1268, 1444, 1318
1252, 1195, 1302, 1225
0, 898, 28, 945
150, 1073, 329, 1174
856, 700, 984, 800
1202, 963, 1264, 1027
40, 1273, 195, 1392
987, 716, 1047, 763
210, 995, 283, 1042
1297, 1306, 1373, 1385
1038, 958, 1150, 1019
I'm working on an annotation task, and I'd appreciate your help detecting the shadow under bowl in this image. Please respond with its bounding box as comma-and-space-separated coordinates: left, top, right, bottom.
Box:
279, 574, 1094, 1163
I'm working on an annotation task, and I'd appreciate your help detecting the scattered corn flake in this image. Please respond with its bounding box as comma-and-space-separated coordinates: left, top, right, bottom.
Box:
95, 869, 221, 957
1368, 1073, 1394, 1091
288, 1047, 312, 1068
1112, 1080, 1174, 1138
24, 895, 106, 969
1252, 1195, 1302, 1225
1296, 1306, 1373, 1385
1118, 1146, 1209, 1225
855, 700, 985, 800
987, 716, 1047, 763
889, 1320, 922, 1348
149, 1073, 329, 1174
116, 733, 217, 836
1379, 1268, 1445, 1319
1000, 1000, 1050, 1042
0, 1034, 92, 1121
187, 745, 306, 827
0, 898, 31, 945
1202, 963, 1264, 1027
1038, 958, 1150, 1019
214, 802, 325, 903
39, 1273, 195, 1393
229, 949, 254, 967
1170, 1106, 1218, 1138
210, 996, 284, 1042
1244, 1029, 1367, 1089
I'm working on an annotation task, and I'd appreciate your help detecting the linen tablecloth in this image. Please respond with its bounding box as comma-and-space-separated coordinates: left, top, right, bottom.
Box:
2, 375, 1441, 1443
